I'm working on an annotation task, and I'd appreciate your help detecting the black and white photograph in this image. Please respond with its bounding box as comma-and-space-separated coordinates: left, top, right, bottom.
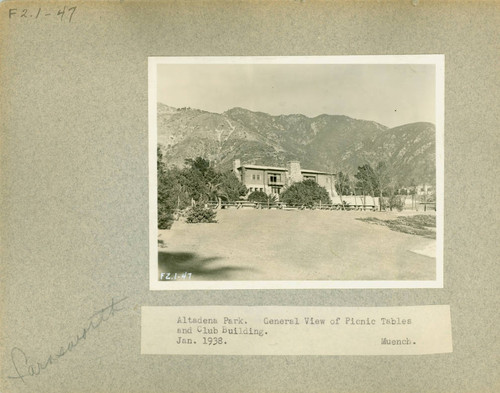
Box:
149, 56, 444, 289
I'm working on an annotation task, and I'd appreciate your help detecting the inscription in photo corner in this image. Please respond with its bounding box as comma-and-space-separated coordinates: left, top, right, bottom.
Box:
8, 6, 77, 22
160, 272, 192, 281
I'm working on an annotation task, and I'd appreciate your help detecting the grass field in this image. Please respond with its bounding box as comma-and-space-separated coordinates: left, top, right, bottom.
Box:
158, 209, 436, 281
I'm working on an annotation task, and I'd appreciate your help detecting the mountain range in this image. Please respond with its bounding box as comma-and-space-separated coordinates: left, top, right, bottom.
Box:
157, 103, 436, 186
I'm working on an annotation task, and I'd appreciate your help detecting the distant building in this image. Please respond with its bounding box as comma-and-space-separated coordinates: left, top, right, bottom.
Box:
399, 184, 435, 196
232, 159, 337, 199
416, 184, 434, 196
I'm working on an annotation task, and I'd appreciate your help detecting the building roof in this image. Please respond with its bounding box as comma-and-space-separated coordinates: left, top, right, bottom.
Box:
237, 164, 335, 175
238, 164, 287, 171
302, 169, 335, 175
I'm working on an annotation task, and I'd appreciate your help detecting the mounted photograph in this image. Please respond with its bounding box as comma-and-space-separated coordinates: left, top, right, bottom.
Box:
148, 56, 444, 290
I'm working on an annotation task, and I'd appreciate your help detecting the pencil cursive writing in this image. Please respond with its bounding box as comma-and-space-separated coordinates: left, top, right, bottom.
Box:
8, 296, 128, 383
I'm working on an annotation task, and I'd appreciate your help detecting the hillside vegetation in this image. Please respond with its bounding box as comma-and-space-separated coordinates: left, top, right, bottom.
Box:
158, 103, 435, 187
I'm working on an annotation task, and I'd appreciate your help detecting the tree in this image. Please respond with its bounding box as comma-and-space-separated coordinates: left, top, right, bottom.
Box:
157, 146, 177, 229
157, 154, 251, 227
335, 171, 352, 196
181, 157, 218, 202
184, 157, 211, 175
354, 162, 398, 211
280, 179, 331, 207
216, 172, 247, 201
335, 171, 352, 210
354, 164, 378, 196
374, 161, 391, 196
374, 161, 401, 210
247, 190, 268, 203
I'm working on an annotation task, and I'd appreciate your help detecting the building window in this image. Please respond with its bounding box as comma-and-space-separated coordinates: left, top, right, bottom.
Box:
257, 175, 260, 180
304, 175, 316, 181
269, 174, 280, 183
252, 174, 256, 180
260, 188, 263, 192
249, 187, 253, 192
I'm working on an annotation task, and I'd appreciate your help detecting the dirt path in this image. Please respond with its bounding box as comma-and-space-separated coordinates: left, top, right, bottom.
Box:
158, 209, 436, 281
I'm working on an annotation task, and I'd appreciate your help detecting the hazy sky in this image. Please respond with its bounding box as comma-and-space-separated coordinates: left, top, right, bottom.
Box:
157, 63, 435, 128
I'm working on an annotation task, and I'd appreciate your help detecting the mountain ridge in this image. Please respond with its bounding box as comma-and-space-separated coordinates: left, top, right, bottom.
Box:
157, 103, 436, 186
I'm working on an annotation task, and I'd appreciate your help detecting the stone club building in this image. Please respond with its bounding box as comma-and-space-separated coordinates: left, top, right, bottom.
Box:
232, 159, 337, 199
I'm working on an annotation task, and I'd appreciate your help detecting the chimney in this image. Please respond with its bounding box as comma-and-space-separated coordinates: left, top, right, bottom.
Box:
286, 161, 302, 185
233, 159, 241, 180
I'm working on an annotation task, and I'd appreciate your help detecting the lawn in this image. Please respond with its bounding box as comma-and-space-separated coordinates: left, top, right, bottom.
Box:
158, 209, 436, 281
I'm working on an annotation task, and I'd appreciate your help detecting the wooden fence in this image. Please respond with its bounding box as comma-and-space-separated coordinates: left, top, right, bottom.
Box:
205, 200, 377, 211
192, 195, 435, 212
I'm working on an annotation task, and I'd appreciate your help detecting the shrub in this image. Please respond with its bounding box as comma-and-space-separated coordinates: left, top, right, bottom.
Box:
158, 237, 167, 248
281, 179, 331, 207
357, 215, 436, 239
248, 190, 269, 203
185, 205, 218, 223
388, 195, 405, 211
158, 205, 174, 229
